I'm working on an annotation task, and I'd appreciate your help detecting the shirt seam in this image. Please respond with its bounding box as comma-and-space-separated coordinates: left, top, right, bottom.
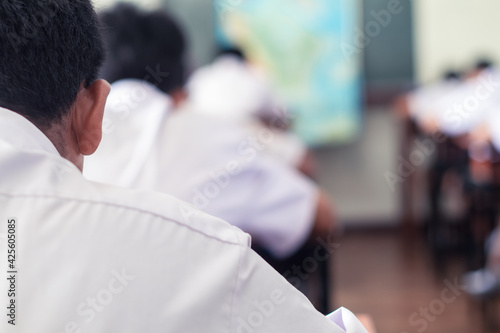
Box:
229, 232, 246, 332
0, 191, 243, 246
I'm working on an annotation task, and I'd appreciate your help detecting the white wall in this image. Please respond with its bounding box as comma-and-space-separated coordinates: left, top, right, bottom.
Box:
314, 108, 402, 227
414, 0, 500, 83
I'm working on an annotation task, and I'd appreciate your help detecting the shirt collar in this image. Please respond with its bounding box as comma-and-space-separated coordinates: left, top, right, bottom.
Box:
0, 107, 60, 156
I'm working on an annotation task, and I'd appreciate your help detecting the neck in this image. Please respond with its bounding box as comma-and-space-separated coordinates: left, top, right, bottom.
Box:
41, 115, 83, 172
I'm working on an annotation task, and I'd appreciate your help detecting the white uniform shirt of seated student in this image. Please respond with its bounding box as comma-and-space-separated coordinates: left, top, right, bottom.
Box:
485, 85, 500, 153
435, 82, 493, 137
0, 106, 366, 333
187, 55, 307, 168
407, 81, 456, 121
84, 79, 318, 259
430, 69, 500, 138
407, 79, 463, 133
488, 109, 500, 152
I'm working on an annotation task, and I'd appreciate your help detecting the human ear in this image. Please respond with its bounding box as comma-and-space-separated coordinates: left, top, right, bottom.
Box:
72, 79, 111, 156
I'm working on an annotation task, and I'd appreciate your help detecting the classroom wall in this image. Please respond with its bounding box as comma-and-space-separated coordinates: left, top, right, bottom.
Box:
161, 0, 217, 68
363, 0, 413, 85
414, 0, 500, 83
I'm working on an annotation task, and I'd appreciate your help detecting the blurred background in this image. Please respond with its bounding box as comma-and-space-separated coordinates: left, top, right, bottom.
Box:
93, 0, 500, 331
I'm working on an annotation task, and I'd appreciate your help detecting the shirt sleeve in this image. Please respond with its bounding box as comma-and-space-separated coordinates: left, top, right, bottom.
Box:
230, 246, 349, 333
205, 155, 318, 259
249, 157, 318, 258
263, 131, 307, 168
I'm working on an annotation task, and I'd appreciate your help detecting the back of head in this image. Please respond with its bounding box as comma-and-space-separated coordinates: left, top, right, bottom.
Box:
476, 59, 493, 71
443, 70, 461, 82
0, 0, 105, 130
217, 47, 246, 62
99, 4, 186, 95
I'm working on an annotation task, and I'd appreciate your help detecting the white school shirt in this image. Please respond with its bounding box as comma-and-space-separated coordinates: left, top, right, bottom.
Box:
187, 55, 276, 122
407, 81, 456, 120
435, 79, 493, 137
84, 80, 317, 259
407, 80, 461, 132
187, 56, 306, 168
484, 90, 500, 152
0, 107, 362, 333
488, 109, 500, 152
83, 79, 173, 188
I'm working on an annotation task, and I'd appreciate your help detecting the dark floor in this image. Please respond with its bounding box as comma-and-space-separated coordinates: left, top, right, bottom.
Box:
331, 230, 500, 333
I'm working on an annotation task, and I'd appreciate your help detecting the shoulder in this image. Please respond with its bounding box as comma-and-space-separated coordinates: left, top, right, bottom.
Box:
1, 148, 251, 248
87, 180, 252, 246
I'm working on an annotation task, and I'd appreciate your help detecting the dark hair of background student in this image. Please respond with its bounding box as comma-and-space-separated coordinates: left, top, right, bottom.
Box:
99, 4, 186, 95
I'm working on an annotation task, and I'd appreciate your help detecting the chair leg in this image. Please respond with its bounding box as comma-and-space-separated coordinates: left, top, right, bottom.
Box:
318, 256, 331, 314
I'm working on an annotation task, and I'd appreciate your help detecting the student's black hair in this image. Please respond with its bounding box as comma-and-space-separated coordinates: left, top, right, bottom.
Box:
99, 4, 186, 95
0, 0, 105, 129
217, 47, 246, 61
443, 71, 461, 81
476, 59, 493, 71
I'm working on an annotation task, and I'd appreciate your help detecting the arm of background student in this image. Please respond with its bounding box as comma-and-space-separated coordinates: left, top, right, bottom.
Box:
309, 189, 337, 242
242, 157, 327, 259
208, 155, 336, 260
297, 149, 318, 179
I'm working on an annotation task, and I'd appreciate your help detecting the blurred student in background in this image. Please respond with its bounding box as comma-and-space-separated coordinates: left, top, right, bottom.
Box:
84, 4, 337, 260
395, 60, 500, 296
399, 61, 500, 144
404, 71, 462, 135
187, 49, 317, 177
